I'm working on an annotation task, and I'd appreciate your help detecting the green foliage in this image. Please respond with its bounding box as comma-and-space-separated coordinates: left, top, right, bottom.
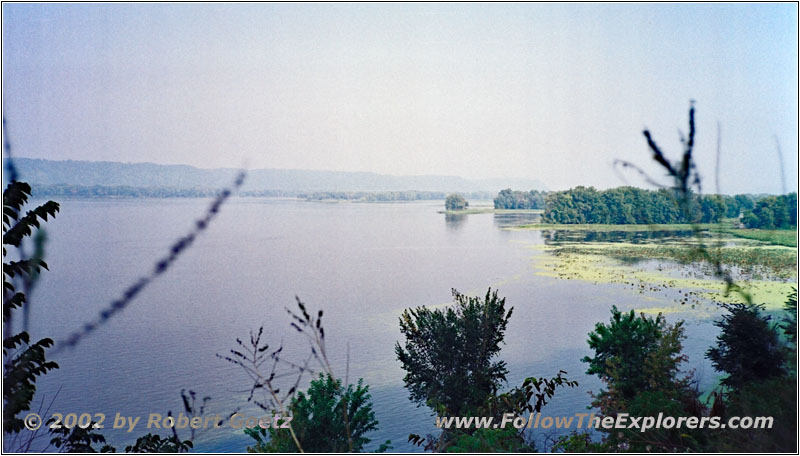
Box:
244, 374, 380, 453
622, 389, 705, 451
699, 194, 727, 225
705, 300, 797, 455
409, 372, 577, 453
733, 194, 756, 216
3, 183, 59, 252
474, 371, 578, 422
444, 194, 469, 211
583, 306, 681, 401
444, 427, 533, 453
493, 189, 546, 210
582, 306, 704, 451
706, 302, 787, 392
3, 180, 60, 435
464, 373, 577, 452
706, 376, 797, 452
48, 420, 115, 453
741, 193, 797, 229
395, 288, 513, 415
124, 433, 192, 453
2, 334, 58, 434
541, 185, 732, 224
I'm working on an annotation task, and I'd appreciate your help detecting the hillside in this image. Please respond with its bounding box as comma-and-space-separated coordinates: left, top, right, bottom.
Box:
3, 158, 547, 193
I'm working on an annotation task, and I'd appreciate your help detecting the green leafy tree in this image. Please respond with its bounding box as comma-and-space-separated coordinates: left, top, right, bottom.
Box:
706, 294, 797, 453
741, 193, 797, 229
395, 288, 512, 415
582, 307, 703, 451
493, 189, 546, 210
444, 194, 468, 211
540, 185, 736, 225
699, 194, 727, 223
583, 306, 677, 401
706, 302, 787, 392
3, 181, 60, 437
244, 374, 383, 453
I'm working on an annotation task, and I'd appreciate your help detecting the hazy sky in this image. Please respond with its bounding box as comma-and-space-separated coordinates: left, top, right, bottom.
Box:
2, 3, 797, 193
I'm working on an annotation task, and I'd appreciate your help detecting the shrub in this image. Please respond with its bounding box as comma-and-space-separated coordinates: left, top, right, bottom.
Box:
245, 374, 380, 453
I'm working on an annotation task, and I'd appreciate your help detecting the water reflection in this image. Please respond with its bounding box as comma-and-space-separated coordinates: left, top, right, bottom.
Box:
445, 213, 467, 229
492, 212, 541, 228
541, 229, 699, 245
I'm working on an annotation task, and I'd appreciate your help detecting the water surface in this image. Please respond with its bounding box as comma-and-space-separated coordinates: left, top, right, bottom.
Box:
24, 198, 720, 451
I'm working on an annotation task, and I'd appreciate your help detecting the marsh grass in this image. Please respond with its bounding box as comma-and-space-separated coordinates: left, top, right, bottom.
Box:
717, 227, 797, 247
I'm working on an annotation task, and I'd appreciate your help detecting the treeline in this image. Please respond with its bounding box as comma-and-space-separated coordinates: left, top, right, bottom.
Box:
34, 184, 302, 199
31, 184, 497, 202
541, 186, 771, 225
31, 184, 228, 198
493, 189, 546, 209
302, 190, 494, 202
742, 193, 797, 229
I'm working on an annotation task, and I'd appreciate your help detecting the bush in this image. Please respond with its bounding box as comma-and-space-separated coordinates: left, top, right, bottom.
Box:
244, 374, 380, 453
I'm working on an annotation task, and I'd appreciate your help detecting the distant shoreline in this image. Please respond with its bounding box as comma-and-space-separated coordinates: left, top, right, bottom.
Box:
437, 208, 543, 215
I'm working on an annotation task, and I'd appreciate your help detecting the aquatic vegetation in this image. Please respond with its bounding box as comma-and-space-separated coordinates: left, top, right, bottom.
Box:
530, 238, 797, 313
551, 243, 796, 280
514, 221, 797, 248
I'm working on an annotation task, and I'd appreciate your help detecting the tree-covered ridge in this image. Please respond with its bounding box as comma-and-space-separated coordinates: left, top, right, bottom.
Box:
4, 157, 546, 194
540, 186, 772, 225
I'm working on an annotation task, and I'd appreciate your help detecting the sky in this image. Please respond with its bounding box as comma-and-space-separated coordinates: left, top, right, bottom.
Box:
2, 3, 797, 194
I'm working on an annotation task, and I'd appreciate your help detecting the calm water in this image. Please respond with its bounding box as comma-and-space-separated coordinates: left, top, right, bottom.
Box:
21, 198, 720, 452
